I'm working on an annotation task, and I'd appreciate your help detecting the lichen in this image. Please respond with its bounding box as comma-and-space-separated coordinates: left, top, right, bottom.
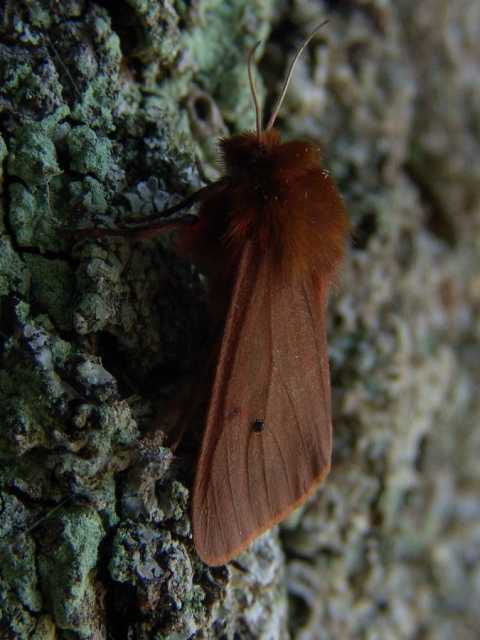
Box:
0, 235, 30, 296
66, 125, 114, 182
23, 255, 75, 331
36, 507, 105, 636
1, 533, 42, 613
1, 0, 479, 638
8, 120, 62, 186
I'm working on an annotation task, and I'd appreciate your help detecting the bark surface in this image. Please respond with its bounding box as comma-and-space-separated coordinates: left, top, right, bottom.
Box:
0, 1, 479, 638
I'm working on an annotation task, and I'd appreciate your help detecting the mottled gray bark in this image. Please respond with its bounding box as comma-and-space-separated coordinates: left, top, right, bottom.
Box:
0, 0, 479, 639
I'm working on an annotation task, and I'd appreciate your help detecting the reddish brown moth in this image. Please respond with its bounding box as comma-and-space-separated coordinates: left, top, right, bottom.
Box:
83, 22, 348, 565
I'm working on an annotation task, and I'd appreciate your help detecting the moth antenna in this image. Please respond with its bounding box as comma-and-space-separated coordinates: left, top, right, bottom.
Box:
247, 40, 263, 140
265, 20, 329, 132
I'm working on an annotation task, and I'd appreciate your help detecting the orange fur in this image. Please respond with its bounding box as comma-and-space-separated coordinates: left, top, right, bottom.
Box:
180, 130, 348, 289
176, 129, 349, 565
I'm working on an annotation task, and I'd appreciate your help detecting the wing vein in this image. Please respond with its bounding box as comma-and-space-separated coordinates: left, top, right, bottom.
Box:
212, 475, 229, 558
269, 418, 295, 499
226, 428, 244, 542
302, 280, 329, 409
246, 431, 255, 522
262, 265, 275, 513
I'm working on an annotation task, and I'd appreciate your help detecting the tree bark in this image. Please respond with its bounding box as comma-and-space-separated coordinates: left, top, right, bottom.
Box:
1, 1, 479, 638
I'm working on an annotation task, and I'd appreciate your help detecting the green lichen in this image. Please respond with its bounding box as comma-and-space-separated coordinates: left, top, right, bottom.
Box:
0, 309, 78, 458
70, 176, 109, 214
7, 108, 72, 251
186, 0, 271, 132
73, 242, 129, 334
0, 41, 65, 113
0, 492, 30, 541
66, 125, 114, 182
124, 0, 183, 65
109, 523, 206, 635
9, 180, 65, 250
0, 533, 43, 613
8, 125, 61, 186
0, 495, 40, 638
0, 235, 30, 296
23, 255, 75, 331
0, 588, 37, 639
37, 507, 105, 636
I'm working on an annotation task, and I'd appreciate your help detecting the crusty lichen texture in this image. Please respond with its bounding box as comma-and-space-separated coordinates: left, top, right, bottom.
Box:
0, 0, 479, 638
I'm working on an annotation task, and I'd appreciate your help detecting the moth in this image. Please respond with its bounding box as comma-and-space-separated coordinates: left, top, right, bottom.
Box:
83, 22, 348, 566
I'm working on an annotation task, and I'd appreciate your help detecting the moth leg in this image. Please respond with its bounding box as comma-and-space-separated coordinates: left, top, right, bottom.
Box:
71, 180, 227, 241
